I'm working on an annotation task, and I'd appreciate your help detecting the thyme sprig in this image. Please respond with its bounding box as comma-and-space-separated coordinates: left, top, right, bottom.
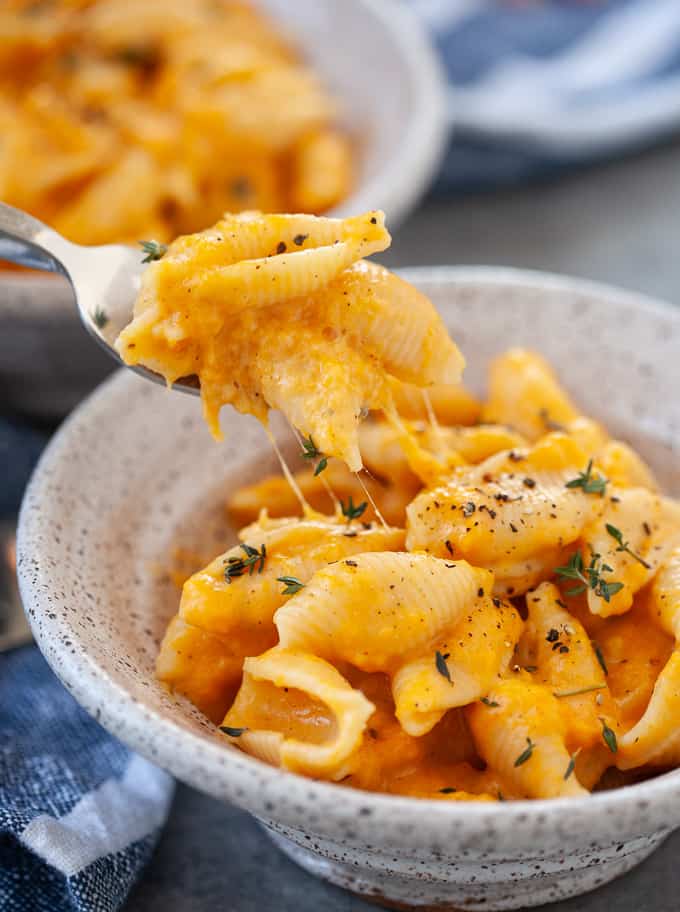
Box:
600, 718, 618, 754
514, 737, 535, 767
565, 460, 607, 496
92, 306, 108, 329
301, 435, 328, 476
605, 523, 651, 569
139, 239, 168, 263
564, 749, 581, 781
553, 684, 606, 699
593, 641, 608, 677
340, 495, 367, 523
224, 543, 266, 583
435, 650, 452, 682
277, 576, 305, 595
554, 550, 624, 603
220, 725, 248, 737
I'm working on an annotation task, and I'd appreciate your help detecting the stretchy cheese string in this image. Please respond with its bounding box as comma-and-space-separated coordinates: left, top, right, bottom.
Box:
355, 471, 389, 530
422, 389, 447, 459
264, 427, 311, 515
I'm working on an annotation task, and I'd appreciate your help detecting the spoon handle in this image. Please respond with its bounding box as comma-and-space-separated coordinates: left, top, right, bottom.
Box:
0, 202, 73, 273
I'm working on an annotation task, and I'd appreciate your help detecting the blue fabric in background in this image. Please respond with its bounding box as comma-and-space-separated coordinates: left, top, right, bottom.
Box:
0, 424, 174, 912
409, 0, 680, 190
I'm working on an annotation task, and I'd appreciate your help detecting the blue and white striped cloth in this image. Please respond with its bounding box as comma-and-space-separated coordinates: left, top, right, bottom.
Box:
0, 646, 174, 912
411, 0, 680, 189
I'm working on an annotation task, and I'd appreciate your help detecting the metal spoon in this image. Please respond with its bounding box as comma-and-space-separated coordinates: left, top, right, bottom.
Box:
0, 201, 199, 395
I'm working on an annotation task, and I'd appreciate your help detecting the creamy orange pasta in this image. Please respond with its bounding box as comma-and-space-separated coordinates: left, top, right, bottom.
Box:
119, 211, 680, 800
0, 0, 354, 247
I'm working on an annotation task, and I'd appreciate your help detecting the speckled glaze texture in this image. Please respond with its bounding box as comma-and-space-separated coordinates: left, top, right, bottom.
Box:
17, 268, 680, 911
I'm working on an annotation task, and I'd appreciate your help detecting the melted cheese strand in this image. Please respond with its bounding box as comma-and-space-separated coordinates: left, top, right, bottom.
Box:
264, 428, 311, 516
355, 472, 388, 530
422, 389, 447, 459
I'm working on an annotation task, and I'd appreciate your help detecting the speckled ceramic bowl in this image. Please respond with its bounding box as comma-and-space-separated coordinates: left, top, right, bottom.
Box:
17, 268, 680, 911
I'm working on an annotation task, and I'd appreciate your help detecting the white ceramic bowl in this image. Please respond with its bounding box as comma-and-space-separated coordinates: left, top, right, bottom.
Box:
0, 0, 446, 420
18, 268, 680, 911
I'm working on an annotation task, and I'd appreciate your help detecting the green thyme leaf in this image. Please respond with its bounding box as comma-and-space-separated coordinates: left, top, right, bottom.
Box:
435, 650, 452, 683
481, 696, 499, 707
605, 523, 651, 569
340, 496, 367, 523
139, 239, 168, 264
601, 718, 618, 754
565, 460, 607, 495
220, 725, 248, 737
564, 751, 579, 781
593, 642, 609, 677
277, 576, 305, 595
224, 543, 266, 582
553, 684, 606, 699
514, 737, 535, 767
92, 307, 108, 329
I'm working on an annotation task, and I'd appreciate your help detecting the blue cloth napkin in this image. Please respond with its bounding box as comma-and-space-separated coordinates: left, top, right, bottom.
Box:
411, 0, 680, 189
0, 420, 174, 911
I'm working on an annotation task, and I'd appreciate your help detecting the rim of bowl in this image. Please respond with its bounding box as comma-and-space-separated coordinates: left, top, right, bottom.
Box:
17, 265, 680, 848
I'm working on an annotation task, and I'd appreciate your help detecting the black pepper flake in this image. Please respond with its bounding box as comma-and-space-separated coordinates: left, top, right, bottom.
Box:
492, 597, 502, 608
370, 216, 377, 224
477, 588, 485, 597
546, 628, 560, 643
345, 560, 358, 567
643, 521, 652, 536
276, 241, 286, 254
509, 523, 518, 533
487, 508, 497, 519
508, 451, 524, 462
445, 540, 454, 556
523, 477, 536, 488
559, 645, 570, 654
462, 502, 476, 517
293, 233, 308, 246
610, 496, 621, 504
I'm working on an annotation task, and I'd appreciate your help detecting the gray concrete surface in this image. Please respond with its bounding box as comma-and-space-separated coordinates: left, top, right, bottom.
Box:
125, 138, 680, 911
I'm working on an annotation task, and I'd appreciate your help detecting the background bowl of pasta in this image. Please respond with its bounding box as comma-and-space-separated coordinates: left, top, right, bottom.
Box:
17, 266, 680, 911
0, 0, 445, 418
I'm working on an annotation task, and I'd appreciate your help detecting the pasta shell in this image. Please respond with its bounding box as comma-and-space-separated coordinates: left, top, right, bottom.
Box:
581, 487, 674, 618
618, 650, 680, 769
275, 552, 492, 670
406, 433, 599, 594
467, 679, 588, 799
594, 594, 673, 728
596, 440, 659, 492
481, 349, 581, 441
181, 518, 403, 637
520, 582, 616, 751
392, 597, 523, 736
222, 648, 374, 779
650, 544, 680, 639
156, 615, 251, 724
